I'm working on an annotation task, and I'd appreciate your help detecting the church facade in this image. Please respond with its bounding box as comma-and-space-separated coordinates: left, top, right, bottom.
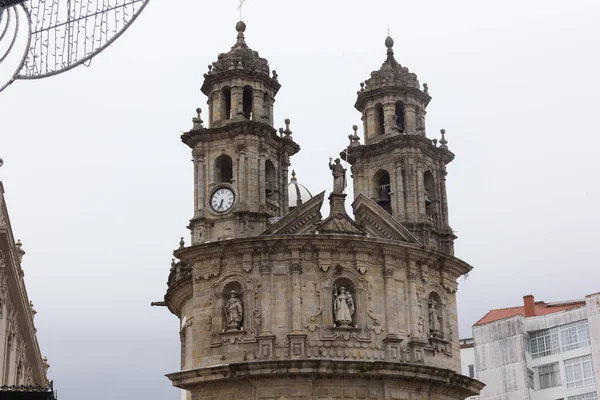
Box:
163, 21, 483, 400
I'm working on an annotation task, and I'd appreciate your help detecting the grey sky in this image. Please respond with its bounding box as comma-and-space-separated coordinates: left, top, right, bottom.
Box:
1, 0, 600, 399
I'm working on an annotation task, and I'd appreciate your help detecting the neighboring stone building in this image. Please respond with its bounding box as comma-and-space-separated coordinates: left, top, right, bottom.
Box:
471, 293, 600, 400
0, 161, 55, 399
161, 21, 483, 400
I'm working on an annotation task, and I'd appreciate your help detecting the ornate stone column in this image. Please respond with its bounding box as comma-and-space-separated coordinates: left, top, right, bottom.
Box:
235, 142, 246, 210
383, 266, 397, 337
258, 144, 266, 209
416, 161, 424, 217
212, 90, 222, 124
407, 263, 420, 340
258, 264, 275, 359
439, 165, 450, 227
383, 102, 396, 135
281, 154, 290, 216
393, 156, 406, 222
232, 86, 243, 119
405, 104, 417, 134
193, 150, 205, 216
253, 90, 264, 122
290, 263, 303, 333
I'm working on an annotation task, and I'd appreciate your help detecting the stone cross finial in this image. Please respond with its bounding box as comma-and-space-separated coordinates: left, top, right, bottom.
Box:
191, 108, 204, 130
348, 125, 360, 146
439, 129, 448, 149
283, 119, 292, 139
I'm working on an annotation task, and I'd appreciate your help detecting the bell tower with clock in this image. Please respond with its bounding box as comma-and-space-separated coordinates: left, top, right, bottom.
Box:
182, 21, 300, 244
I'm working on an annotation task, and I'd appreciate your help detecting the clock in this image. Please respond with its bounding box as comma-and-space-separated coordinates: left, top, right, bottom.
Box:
209, 186, 236, 213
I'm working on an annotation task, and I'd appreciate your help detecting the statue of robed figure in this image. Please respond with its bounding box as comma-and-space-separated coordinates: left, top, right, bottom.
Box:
428, 299, 442, 338
225, 291, 243, 330
329, 157, 347, 194
334, 286, 355, 327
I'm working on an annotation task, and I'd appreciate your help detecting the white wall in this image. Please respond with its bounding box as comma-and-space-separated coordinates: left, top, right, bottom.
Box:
474, 316, 530, 400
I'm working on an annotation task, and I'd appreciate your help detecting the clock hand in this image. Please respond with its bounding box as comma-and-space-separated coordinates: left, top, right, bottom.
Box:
218, 199, 224, 210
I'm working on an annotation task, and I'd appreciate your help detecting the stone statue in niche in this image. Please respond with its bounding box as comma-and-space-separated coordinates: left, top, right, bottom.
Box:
329, 158, 347, 194
225, 291, 243, 330
333, 286, 355, 327
428, 299, 442, 338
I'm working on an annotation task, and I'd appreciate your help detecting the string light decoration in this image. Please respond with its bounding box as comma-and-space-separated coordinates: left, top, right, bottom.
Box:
0, 0, 150, 93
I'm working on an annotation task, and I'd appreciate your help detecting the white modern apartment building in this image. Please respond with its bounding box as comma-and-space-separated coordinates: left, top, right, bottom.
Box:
468, 293, 600, 400
460, 337, 479, 400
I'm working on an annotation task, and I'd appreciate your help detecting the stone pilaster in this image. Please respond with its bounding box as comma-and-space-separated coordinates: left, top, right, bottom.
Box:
259, 264, 273, 335
290, 263, 303, 333
405, 104, 417, 134
407, 264, 420, 340
383, 266, 397, 338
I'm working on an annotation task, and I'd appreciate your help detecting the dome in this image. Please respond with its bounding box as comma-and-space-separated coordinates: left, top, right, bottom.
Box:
359, 35, 420, 93
288, 171, 312, 210
201, 21, 278, 96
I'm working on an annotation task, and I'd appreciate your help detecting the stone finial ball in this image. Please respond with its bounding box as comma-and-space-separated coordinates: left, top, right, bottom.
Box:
236, 21, 247, 33
196, 107, 201, 113
385, 36, 394, 48
352, 125, 358, 131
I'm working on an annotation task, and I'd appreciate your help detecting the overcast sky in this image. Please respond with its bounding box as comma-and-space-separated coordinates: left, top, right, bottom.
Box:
1, 0, 600, 399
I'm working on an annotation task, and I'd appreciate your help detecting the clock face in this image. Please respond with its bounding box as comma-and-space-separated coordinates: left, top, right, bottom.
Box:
210, 187, 235, 213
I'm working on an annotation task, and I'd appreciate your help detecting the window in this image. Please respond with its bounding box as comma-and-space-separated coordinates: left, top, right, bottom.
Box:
530, 327, 560, 359
528, 369, 534, 389
561, 321, 590, 352
568, 393, 597, 400
565, 355, 594, 389
538, 362, 561, 389
468, 364, 475, 378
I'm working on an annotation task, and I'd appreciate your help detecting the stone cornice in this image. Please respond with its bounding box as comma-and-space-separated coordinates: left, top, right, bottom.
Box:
180, 120, 300, 157
173, 234, 472, 277
342, 134, 454, 166
355, 86, 431, 111
0, 186, 47, 385
164, 274, 192, 317
166, 359, 484, 397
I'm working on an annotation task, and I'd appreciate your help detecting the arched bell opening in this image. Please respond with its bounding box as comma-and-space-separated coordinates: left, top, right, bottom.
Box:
263, 92, 270, 122
374, 169, 392, 215
242, 86, 253, 120
374, 103, 385, 135
265, 160, 276, 200
221, 87, 232, 121
395, 101, 405, 133
215, 154, 233, 184
423, 171, 437, 218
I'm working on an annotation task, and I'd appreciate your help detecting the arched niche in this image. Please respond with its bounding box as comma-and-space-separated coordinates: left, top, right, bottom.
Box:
319, 267, 369, 334
209, 272, 259, 341
419, 282, 449, 342
214, 154, 233, 184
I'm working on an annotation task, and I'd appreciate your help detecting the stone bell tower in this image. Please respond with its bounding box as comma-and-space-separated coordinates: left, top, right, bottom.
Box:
162, 22, 483, 400
345, 36, 456, 254
183, 21, 300, 244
